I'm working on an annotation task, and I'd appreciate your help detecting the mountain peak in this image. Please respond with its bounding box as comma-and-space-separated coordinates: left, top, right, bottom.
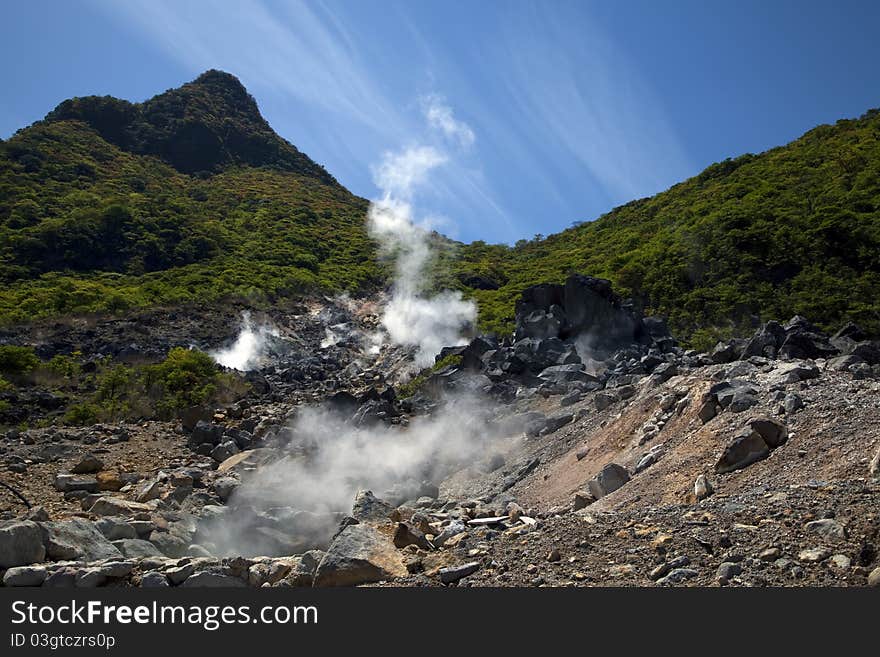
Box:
191, 68, 247, 90
42, 71, 336, 183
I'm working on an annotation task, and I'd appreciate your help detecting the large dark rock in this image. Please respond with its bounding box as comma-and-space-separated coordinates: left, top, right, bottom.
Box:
851, 342, 880, 365
512, 337, 581, 372
515, 283, 565, 321
513, 275, 644, 353
538, 364, 599, 386
515, 306, 566, 341
190, 421, 225, 448
326, 391, 359, 416
710, 339, 747, 364
715, 417, 787, 474
740, 321, 786, 359
748, 416, 788, 448
834, 322, 867, 342
563, 275, 642, 349
715, 429, 770, 474
524, 412, 575, 437
352, 399, 397, 426
350, 490, 393, 522
713, 380, 759, 412
778, 317, 839, 359
642, 316, 671, 340
458, 337, 496, 370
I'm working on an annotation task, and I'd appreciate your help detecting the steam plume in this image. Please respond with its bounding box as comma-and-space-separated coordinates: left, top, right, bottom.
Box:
367, 100, 478, 368
201, 394, 519, 556
210, 311, 279, 371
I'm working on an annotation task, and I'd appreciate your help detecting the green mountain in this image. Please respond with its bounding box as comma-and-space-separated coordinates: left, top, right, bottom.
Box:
44, 70, 336, 181
0, 71, 380, 321
1, 70, 878, 345
450, 109, 880, 346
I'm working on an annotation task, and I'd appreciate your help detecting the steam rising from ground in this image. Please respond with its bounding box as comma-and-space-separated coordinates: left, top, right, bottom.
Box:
367, 99, 477, 368
210, 312, 279, 371
574, 333, 610, 376
201, 394, 519, 556
197, 98, 500, 558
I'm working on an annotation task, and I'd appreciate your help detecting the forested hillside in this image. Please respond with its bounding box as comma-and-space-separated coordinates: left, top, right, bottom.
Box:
450, 109, 880, 346
2, 71, 878, 346
0, 71, 381, 322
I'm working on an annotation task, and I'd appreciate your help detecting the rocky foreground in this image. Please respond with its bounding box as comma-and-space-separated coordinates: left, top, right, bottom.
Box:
2, 276, 880, 588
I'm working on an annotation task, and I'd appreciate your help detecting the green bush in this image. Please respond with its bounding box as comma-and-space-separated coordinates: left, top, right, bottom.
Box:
63, 403, 99, 426
0, 345, 40, 376
143, 347, 221, 417
94, 364, 135, 416
44, 353, 82, 378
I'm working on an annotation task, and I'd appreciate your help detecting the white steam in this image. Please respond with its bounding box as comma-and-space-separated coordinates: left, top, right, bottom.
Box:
422, 94, 475, 148
574, 333, 611, 376
210, 312, 279, 371
246, 396, 501, 511
201, 394, 520, 556
367, 99, 478, 368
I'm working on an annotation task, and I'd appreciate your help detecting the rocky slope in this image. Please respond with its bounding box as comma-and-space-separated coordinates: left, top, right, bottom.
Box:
1, 278, 879, 588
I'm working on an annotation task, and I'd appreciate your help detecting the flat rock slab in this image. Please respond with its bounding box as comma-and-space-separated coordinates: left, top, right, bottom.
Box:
468, 516, 510, 526
439, 562, 480, 584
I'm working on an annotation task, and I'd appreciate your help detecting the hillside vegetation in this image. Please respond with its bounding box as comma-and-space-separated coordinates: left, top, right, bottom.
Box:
1, 70, 878, 346
0, 71, 381, 322
450, 108, 880, 346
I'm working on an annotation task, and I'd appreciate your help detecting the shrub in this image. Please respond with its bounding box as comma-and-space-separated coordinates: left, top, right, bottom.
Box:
64, 403, 99, 426
143, 347, 220, 417
688, 326, 736, 353
44, 353, 82, 378
0, 345, 40, 376
95, 364, 135, 416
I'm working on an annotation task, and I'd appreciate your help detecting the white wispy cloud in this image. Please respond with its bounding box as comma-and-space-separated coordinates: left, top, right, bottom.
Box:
496, 4, 692, 202
93, 0, 401, 136
92, 0, 512, 237
90, 0, 691, 243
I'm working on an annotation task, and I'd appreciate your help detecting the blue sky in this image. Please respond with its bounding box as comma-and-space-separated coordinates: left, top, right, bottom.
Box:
2, 0, 878, 244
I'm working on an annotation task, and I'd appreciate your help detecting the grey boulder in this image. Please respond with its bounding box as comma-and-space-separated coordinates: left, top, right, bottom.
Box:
0, 521, 46, 568
587, 463, 631, 499
313, 524, 407, 587
43, 518, 122, 562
